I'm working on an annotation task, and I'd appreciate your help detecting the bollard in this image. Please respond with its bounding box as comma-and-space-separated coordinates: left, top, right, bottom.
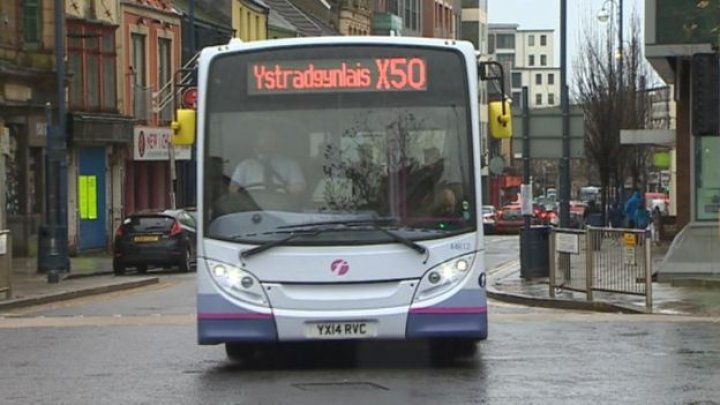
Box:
47, 269, 60, 284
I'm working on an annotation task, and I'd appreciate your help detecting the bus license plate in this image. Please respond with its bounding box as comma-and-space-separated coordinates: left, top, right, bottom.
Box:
306, 322, 376, 339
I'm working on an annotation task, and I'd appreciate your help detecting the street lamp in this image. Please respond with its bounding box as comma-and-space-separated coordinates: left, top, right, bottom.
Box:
597, 0, 624, 78
598, 0, 625, 201
596, 6, 611, 23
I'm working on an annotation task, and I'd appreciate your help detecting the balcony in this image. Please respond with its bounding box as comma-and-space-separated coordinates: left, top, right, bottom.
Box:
133, 85, 152, 123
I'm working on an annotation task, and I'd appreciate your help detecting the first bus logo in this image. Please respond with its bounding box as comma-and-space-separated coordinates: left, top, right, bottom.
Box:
330, 259, 350, 276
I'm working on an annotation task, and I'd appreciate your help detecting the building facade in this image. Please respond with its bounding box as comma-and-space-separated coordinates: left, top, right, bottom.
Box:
460, 0, 488, 53
264, 0, 338, 37
65, 0, 135, 253
232, 0, 269, 41
644, 0, 720, 278
119, 0, 183, 217
488, 24, 560, 109
0, 0, 58, 255
421, 0, 460, 39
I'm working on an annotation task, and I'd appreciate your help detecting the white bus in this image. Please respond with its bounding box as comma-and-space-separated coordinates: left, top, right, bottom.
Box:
172, 36, 511, 361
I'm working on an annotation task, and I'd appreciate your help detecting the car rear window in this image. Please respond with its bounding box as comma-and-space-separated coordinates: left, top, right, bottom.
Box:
123, 216, 175, 232
503, 209, 521, 218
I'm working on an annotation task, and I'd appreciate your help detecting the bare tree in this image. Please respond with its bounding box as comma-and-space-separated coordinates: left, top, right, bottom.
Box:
574, 10, 655, 221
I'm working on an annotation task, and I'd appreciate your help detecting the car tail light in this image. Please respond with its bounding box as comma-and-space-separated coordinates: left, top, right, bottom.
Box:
115, 225, 124, 237
497, 210, 504, 219
170, 220, 182, 236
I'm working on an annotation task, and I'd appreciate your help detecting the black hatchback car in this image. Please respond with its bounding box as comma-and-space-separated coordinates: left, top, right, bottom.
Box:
113, 209, 197, 275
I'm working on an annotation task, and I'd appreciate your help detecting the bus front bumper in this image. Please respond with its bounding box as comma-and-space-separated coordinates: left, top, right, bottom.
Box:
197, 296, 487, 344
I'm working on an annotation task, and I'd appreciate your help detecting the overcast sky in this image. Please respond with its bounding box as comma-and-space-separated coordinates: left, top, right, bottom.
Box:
488, 0, 647, 83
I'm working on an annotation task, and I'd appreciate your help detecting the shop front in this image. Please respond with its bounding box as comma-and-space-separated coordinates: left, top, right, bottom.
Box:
126, 126, 192, 214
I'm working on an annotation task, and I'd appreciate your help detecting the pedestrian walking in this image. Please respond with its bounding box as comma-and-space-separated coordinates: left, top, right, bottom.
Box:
624, 190, 641, 228
634, 199, 651, 242
608, 201, 624, 228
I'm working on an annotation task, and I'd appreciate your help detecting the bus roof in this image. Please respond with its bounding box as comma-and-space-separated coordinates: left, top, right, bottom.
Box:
201, 36, 477, 60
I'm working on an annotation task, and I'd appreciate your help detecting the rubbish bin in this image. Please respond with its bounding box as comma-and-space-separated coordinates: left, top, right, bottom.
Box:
520, 225, 550, 279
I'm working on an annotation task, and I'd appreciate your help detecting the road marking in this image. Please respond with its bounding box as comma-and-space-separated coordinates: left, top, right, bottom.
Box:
0, 314, 195, 328
0, 312, 717, 329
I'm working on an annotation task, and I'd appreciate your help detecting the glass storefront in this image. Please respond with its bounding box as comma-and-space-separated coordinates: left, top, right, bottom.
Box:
695, 136, 720, 221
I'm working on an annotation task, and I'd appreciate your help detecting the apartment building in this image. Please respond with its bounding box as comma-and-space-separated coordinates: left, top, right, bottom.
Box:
488, 23, 560, 109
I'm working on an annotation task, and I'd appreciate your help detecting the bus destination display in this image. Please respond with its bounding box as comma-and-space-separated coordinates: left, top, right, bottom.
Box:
248, 57, 428, 94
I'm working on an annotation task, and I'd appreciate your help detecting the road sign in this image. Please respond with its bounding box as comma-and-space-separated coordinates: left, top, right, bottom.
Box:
489, 156, 505, 175
623, 233, 637, 246
511, 105, 585, 159
182, 87, 198, 109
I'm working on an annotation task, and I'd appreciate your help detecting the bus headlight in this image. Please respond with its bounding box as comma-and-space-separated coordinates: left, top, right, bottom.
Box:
206, 260, 268, 306
413, 254, 475, 303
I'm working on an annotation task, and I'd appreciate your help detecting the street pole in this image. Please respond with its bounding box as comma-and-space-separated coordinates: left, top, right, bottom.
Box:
520, 87, 532, 278
189, 0, 196, 53
41, 0, 69, 281
559, 0, 570, 228
618, 0, 623, 89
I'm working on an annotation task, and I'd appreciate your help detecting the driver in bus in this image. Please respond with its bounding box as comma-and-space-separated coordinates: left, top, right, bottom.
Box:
229, 128, 306, 198
408, 147, 461, 217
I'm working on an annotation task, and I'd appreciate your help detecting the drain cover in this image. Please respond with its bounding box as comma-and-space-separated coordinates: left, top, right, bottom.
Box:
293, 382, 388, 392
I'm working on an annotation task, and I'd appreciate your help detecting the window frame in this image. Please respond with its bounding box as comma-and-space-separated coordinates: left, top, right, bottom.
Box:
67, 21, 118, 112
22, 0, 42, 44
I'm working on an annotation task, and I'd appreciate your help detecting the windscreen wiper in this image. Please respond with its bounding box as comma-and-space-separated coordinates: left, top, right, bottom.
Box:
279, 218, 427, 256
239, 229, 322, 259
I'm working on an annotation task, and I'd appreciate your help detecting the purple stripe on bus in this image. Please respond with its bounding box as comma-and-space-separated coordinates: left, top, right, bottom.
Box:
197, 312, 273, 320
409, 306, 487, 314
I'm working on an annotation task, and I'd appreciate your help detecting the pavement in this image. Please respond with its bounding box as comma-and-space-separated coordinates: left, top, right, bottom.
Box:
487, 242, 720, 317
0, 254, 158, 311
2, 244, 720, 317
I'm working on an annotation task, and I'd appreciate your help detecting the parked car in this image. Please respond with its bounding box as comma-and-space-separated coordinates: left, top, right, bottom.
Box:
568, 201, 588, 229
482, 205, 496, 234
113, 209, 197, 275
495, 203, 525, 234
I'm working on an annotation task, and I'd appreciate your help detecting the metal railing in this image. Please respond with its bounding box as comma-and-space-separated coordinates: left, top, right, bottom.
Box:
549, 227, 653, 312
154, 52, 200, 117
155, 84, 174, 123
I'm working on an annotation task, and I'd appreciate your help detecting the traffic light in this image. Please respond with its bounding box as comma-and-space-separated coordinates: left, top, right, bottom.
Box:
691, 53, 719, 136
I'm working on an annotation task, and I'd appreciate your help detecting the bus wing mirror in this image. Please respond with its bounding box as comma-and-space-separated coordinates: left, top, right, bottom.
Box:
489, 101, 512, 139
172, 109, 196, 146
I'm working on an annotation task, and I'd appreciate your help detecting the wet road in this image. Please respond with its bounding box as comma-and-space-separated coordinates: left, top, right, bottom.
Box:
2, 236, 720, 404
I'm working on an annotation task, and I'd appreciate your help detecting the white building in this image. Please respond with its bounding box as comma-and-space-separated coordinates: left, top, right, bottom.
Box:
488, 23, 560, 109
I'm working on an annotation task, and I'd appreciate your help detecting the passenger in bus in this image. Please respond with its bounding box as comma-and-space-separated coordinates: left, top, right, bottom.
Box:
229, 128, 306, 197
